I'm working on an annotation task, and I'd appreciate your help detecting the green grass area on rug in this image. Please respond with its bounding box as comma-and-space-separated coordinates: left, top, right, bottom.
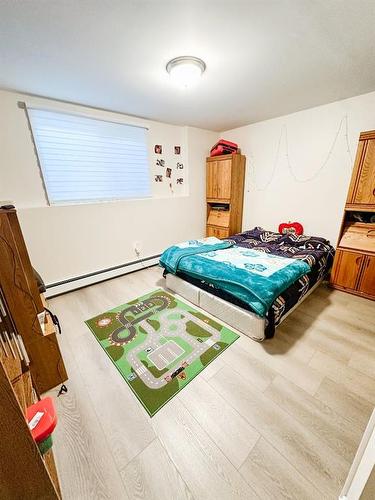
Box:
85, 289, 239, 416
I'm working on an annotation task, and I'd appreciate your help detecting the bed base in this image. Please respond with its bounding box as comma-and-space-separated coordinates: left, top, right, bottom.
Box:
165, 274, 323, 341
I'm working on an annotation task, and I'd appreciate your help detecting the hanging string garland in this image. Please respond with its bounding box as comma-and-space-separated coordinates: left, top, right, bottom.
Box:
285, 115, 353, 183
247, 127, 284, 192
247, 115, 354, 191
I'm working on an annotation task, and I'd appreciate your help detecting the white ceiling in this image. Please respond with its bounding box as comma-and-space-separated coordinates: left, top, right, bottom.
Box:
1, 1, 375, 131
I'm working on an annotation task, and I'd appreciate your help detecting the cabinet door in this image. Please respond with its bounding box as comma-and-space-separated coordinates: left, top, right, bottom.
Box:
216, 159, 232, 200
331, 249, 364, 290
206, 161, 217, 199
348, 138, 375, 206
206, 159, 232, 200
339, 223, 375, 253
207, 208, 230, 228
358, 255, 375, 296
206, 225, 229, 239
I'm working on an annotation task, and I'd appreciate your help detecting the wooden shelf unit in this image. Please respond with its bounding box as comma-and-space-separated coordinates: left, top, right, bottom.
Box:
0, 206, 67, 498
206, 153, 246, 238
330, 130, 375, 300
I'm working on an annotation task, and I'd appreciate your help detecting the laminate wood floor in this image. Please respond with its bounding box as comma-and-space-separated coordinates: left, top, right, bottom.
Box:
47, 266, 375, 500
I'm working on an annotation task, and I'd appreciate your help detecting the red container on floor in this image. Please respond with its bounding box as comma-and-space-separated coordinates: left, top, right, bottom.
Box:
26, 396, 57, 443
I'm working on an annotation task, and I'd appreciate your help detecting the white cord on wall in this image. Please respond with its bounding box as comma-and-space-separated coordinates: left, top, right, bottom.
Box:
247, 115, 354, 191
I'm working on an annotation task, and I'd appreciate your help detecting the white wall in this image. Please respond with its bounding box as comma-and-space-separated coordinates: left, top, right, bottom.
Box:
0, 90, 217, 284
222, 91, 375, 245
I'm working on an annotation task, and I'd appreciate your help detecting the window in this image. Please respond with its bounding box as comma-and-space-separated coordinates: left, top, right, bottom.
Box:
27, 108, 150, 204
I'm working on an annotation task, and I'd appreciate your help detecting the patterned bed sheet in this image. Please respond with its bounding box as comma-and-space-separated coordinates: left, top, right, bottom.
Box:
175, 227, 335, 338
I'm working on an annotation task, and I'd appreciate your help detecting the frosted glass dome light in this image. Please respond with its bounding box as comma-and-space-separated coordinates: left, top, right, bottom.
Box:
166, 56, 206, 88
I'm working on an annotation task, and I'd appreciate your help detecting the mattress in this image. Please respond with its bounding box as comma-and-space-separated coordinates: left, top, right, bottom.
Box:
168, 227, 335, 338
166, 273, 266, 341
166, 273, 324, 341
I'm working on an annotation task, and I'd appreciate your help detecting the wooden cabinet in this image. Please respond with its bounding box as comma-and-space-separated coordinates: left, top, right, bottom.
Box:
330, 130, 375, 301
206, 154, 246, 238
331, 248, 375, 299
0, 206, 66, 498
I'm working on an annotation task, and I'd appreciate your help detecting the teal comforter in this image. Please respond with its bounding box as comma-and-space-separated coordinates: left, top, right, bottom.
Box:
160, 237, 310, 317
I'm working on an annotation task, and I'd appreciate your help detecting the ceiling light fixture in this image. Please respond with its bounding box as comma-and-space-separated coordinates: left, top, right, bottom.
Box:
166, 56, 206, 88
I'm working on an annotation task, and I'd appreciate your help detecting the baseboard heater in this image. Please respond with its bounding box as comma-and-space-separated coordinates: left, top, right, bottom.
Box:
45, 254, 161, 298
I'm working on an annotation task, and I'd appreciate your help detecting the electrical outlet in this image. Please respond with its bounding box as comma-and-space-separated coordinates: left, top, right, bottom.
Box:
133, 241, 142, 257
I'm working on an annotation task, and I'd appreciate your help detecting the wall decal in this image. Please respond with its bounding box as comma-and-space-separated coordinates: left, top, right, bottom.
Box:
156, 158, 165, 167
174, 146, 181, 155
154, 174, 163, 182
154, 144, 162, 154
166, 167, 172, 178
177, 162, 184, 169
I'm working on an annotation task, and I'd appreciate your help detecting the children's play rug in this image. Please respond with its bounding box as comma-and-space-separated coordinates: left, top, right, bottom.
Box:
85, 289, 239, 416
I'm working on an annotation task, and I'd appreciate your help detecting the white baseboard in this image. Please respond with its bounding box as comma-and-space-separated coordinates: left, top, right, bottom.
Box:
44, 255, 160, 298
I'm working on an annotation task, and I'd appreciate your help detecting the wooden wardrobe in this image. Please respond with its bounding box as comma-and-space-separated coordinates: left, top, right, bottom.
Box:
206, 153, 246, 238
0, 206, 68, 498
330, 130, 375, 299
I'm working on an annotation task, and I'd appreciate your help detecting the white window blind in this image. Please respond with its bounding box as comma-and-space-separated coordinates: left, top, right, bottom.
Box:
27, 108, 150, 204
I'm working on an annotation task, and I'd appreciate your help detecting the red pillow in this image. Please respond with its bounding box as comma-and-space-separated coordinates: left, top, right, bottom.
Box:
278, 222, 304, 236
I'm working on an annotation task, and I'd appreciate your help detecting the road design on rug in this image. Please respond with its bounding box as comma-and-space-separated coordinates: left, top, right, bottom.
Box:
85, 289, 239, 416
109, 295, 171, 346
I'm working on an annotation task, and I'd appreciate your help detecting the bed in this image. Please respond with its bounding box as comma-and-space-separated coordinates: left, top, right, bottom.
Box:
160, 227, 335, 341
